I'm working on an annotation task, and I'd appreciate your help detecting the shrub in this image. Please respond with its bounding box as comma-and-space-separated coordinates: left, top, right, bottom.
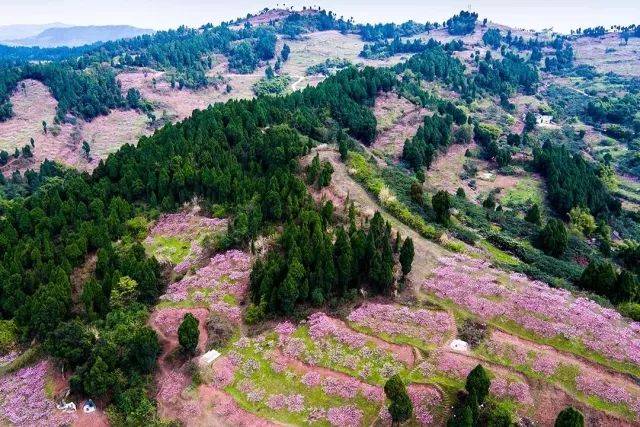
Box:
618, 302, 640, 321
205, 312, 235, 349
579, 260, 617, 298
536, 219, 568, 257
458, 319, 488, 348
0, 320, 17, 354
252, 75, 292, 96
554, 406, 584, 427
568, 206, 596, 236
525, 204, 541, 225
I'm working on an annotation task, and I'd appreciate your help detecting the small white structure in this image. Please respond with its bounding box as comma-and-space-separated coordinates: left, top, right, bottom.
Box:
536, 114, 553, 125
57, 402, 76, 413
199, 349, 221, 365
450, 339, 470, 353
83, 400, 96, 414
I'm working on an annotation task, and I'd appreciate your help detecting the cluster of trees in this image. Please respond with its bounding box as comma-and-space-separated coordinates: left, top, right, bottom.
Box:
482, 28, 502, 48
474, 51, 539, 95
447, 364, 511, 426
305, 153, 334, 188
0, 62, 22, 121
249, 209, 412, 316
473, 122, 509, 164
533, 143, 620, 217
0, 43, 97, 62
360, 36, 463, 60
229, 27, 277, 73
545, 39, 574, 72
585, 93, 639, 130
394, 40, 474, 99
580, 26, 607, 37
0, 18, 281, 116
0, 61, 124, 122
579, 259, 639, 304
358, 21, 434, 42
446, 11, 478, 35
277, 9, 353, 39
26, 62, 124, 121
403, 113, 454, 170
309, 66, 395, 144
252, 71, 291, 96
306, 58, 351, 76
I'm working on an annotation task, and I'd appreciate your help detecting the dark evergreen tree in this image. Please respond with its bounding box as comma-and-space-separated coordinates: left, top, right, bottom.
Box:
178, 312, 199, 355
525, 203, 542, 225
555, 406, 584, 427
537, 219, 568, 257
432, 190, 451, 224
465, 364, 490, 404
400, 238, 414, 277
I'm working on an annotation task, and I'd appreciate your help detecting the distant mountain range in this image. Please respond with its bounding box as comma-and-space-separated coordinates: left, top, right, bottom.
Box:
1, 25, 154, 47
0, 23, 71, 41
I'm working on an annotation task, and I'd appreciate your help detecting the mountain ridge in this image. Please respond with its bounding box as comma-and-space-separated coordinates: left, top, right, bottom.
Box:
4, 24, 154, 47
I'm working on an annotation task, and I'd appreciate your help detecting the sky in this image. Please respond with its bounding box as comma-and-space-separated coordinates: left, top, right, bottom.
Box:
0, 0, 638, 33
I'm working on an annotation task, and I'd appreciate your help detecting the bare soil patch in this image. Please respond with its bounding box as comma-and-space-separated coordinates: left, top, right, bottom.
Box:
0, 79, 150, 174
426, 143, 534, 206
118, 59, 263, 122
372, 92, 428, 159
573, 33, 640, 77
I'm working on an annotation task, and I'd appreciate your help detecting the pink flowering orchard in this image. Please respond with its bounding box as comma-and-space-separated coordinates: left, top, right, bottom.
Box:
424, 254, 640, 365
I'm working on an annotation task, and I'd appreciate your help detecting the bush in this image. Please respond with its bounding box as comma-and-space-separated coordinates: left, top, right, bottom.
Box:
568, 206, 596, 236
555, 406, 584, 427
432, 190, 451, 224
619, 302, 640, 321
579, 260, 616, 298
205, 312, 235, 350
0, 320, 17, 354
252, 75, 292, 96
536, 219, 568, 257
525, 204, 541, 225
458, 319, 488, 348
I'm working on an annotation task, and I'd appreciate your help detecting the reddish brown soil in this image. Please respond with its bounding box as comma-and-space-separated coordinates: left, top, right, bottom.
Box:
372, 92, 429, 159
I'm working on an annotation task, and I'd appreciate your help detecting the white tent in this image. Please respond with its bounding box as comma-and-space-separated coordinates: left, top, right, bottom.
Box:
450, 339, 470, 352
200, 349, 221, 365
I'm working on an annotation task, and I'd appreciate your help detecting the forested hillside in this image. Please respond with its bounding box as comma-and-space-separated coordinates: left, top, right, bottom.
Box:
1, 7, 640, 427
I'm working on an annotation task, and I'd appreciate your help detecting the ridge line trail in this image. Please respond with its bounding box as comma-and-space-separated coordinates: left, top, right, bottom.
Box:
290, 75, 305, 90
304, 145, 448, 279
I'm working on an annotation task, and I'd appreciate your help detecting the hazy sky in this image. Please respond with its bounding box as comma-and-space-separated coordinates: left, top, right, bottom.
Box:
1, 0, 638, 33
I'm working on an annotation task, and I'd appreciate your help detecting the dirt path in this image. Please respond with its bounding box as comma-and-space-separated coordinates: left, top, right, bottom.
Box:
290, 75, 305, 91
331, 316, 416, 366
490, 330, 640, 392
